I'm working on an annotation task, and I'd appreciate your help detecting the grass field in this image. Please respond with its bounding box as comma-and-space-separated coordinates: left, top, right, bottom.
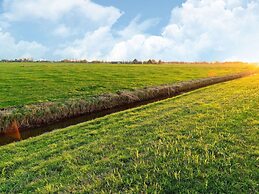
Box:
0, 62, 255, 108
0, 74, 258, 193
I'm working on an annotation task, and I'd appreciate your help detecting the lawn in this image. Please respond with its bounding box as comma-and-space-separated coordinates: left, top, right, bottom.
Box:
0, 74, 258, 193
0, 62, 255, 108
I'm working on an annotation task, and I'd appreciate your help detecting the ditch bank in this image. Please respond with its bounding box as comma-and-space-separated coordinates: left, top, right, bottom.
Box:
0, 72, 253, 138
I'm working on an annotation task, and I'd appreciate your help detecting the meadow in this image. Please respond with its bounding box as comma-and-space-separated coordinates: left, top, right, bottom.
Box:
0, 73, 258, 193
0, 62, 255, 108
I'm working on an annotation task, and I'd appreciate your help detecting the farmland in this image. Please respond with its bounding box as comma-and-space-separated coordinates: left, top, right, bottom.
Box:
0, 62, 255, 109
0, 73, 258, 193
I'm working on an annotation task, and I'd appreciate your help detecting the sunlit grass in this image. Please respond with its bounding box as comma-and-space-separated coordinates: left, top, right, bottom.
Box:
0, 74, 258, 193
0, 62, 255, 108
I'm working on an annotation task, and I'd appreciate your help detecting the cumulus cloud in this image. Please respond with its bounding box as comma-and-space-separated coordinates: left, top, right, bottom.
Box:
56, 0, 259, 62
0, 0, 259, 61
109, 0, 259, 62
108, 35, 170, 61
56, 16, 159, 60
0, 0, 122, 59
53, 24, 73, 37
2, 0, 122, 26
55, 26, 115, 60
117, 16, 159, 38
0, 28, 47, 59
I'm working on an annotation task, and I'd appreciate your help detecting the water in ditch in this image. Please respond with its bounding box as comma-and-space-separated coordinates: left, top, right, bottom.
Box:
0, 97, 167, 146
0, 72, 252, 146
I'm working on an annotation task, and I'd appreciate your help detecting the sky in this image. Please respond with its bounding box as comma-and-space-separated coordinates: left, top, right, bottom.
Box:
0, 0, 259, 62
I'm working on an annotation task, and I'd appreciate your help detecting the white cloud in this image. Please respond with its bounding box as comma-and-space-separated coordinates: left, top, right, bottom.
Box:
108, 0, 259, 62
108, 35, 170, 61
0, 28, 47, 59
53, 24, 72, 37
55, 15, 160, 60
117, 16, 159, 38
55, 26, 115, 60
0, 0, 122, 59
2, 0, 122, 26
1, 0, 259, 61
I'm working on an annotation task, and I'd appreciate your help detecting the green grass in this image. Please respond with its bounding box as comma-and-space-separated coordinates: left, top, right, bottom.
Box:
0, 74, 258, 193
0, 62, 255, 108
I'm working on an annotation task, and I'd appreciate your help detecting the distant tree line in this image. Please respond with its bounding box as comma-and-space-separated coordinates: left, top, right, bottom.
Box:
0, 58, 248, 65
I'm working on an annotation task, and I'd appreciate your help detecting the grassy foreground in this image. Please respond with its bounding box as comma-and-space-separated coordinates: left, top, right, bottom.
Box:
0, 62, 255, 108
0, 75, 258, 193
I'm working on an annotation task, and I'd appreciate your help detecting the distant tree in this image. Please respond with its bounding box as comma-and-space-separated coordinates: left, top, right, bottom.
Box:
133, 59, 140, 64
147, 59, 152, 64
146, 59, 157, 64
91, 60, 102, 63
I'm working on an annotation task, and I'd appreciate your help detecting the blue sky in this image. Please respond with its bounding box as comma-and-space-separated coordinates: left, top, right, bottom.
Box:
0, 0, 259, 61
93, 0, 183, 34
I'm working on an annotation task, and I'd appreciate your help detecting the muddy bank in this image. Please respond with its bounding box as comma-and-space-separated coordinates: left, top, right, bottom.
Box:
0, 72, 253, 134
